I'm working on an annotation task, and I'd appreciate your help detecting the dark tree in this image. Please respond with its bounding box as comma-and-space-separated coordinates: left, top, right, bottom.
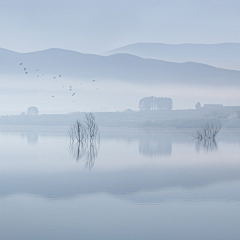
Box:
155, 97, 172, 110
27, 106, 39, 115
139, 97, 172, 110
139, 96, 156, 111
195, 102, 201, 110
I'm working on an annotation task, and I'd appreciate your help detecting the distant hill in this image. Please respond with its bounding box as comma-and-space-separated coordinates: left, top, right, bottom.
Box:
0, 47, 240, 86
106, 43, 240, 71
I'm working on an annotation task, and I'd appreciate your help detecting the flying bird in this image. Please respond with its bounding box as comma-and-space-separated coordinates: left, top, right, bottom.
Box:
53, 77, 56, 79
36, 69, 39, 71
72, 93, 75, 96
25, 72, 28, 74
52, 96, 54, 97
92, 80, 95, 82
24, 68, 26, 70
59, 75, 61, 77
19, 63, 22, 65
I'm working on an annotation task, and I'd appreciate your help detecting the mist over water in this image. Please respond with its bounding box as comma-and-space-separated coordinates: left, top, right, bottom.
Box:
1, 75, 239, 115
1, 1, 240, 238
1, 127, 240, 240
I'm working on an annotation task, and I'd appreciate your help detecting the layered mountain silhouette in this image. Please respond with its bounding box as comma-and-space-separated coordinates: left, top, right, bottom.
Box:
106, 43, 240, 71
1, 47, 240, 86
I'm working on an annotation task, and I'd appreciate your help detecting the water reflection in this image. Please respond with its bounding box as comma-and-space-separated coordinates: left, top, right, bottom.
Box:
139, 135, 172, 157
69, 140, 100, 169
1, 128, 240, 200
195, 138, 218, 153
26, 132, 38, 145
2, 164, 240, 199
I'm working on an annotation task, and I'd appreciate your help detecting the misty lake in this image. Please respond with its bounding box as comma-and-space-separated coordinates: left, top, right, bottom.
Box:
0, 126, 240, 240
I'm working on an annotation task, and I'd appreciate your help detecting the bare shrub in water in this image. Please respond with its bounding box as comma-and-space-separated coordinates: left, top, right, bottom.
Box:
193, 120, 222, 141
69, 113, 99, 143
193, 120, 221, 152
85, 113, 99, 142
68, 113, 100, 168
69, 120, 87, 143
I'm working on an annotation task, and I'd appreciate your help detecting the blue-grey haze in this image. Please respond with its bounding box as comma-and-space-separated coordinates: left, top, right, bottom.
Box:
106, 42, 240, 70
0, 47, 239, 114
1, 0, 240, 53
1, 127, 240, 240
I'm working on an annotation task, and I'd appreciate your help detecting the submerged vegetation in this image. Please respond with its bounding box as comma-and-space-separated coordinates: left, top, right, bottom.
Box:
193, 120, 222, 152
69, 113, 99, 143
68, 113, 100, 168
193, 120, 222, 141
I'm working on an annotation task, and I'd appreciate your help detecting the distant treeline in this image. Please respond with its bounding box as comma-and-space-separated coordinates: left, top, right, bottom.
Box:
1, 111, 239, 128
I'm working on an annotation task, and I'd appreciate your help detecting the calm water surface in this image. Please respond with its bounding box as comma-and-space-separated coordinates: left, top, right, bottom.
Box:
0, 127, 240, 240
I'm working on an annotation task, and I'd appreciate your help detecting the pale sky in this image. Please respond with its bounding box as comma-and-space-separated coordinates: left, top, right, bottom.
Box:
1, 0, 240, 54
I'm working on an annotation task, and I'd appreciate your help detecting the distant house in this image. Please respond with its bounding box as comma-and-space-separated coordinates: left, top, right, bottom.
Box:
202, 104, 240, 111
223, 106, 240, 112
203, 104, 223, 110
201, 104, 240, 118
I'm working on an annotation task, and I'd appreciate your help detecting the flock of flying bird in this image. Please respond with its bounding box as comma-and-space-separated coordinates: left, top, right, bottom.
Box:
19, 62, 98, 103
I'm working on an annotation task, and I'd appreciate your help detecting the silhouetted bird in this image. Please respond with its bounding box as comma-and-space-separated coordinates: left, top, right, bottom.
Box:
36, 69, 39, 71
25, 72, 28, 74
53, 77, 56, 79
24, 68, 26, 70
52, 96, 54, 97
72, 93, 75, 96
19, 63, 22, 65
37, 75, 39, 78
59, 75, 61, 77
92, 80, 95, 82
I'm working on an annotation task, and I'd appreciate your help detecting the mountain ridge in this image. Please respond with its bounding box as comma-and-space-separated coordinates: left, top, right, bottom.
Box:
105, 42, 240, 71
1, 47, 239, 86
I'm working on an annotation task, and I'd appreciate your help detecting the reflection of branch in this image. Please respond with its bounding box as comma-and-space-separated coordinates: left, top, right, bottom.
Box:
85, 142, 99, 169
69, 142, 87, 161
195, 138, 218, 153
139, 139, 172, 157
69, 139, 100, 169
